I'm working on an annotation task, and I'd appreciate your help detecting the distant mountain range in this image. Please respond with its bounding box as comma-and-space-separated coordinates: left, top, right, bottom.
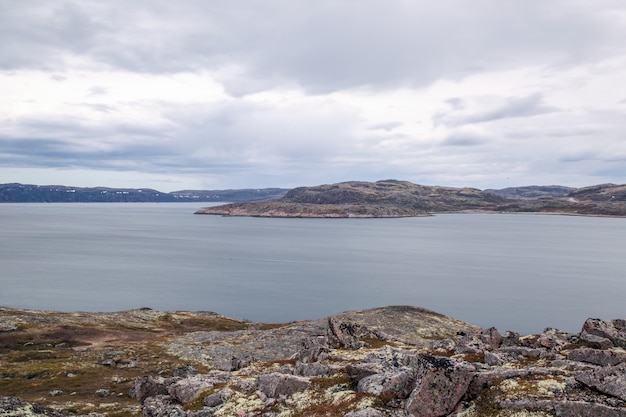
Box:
195, 180, 626, 217
0, 183, 288, 203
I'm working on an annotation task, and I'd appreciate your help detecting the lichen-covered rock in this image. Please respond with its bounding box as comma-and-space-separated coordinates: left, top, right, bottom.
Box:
167, 372, 232, 404
133, 376, 170, 404
575, 363, 626, 401
327, 316, 381, 349
343, 408, 386, 417
169, 321, 327, 371
405, 356, 475, 417
497, 399, 626, 417
357, 367, 418, 399
328, 306, 478, 347
455, 327, 503, 354
568, 347, 626, 366
581, 318, 626, 348
294, 362, 334, 377
203, 387, 234, 408
538, 328, 577, 351
0, 397, 68, 416
142, 394, 186, 417
255, 372, 311, 398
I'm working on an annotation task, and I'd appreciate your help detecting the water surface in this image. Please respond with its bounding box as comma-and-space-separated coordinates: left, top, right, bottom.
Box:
1, 203, 624, 334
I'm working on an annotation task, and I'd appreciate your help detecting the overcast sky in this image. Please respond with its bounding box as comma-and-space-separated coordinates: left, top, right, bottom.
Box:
2, 1, 626, 191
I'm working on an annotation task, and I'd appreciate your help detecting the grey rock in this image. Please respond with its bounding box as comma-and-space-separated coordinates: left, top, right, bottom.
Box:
294, 362, 333, 377
133, 376, 170, 404
169, 321, 327, 371
581, 318, 626, 348
203, 387, 234, 408
575, 363, 626, 401
49, 390, 64, 397
173, 365, 198, 378
0, 321, 18, 332
167, 372, 231, 404
357, 367, 417, 399
346, 362, 382, 383
343, 408, 386, 417
256, 372, 311, 398
466, 367, 567, 399
568, 347, 626, 366
142, 394, 186, 417
187, 409, 215, 417
95, 389, 110, 397
328, 306, 478, 347
0, 397, 68, 416
538, 327, 576, 351
580, 332, 615, 349
405, 356, 475, 417
500, 330, 521, 347
455, 327, 503, 354
327, 316, 381, 349
498, 399, 626, 417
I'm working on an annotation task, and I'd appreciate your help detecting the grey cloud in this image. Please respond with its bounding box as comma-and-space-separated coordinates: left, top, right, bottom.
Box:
440, 132, 490, 147
0, 2, 110, 70
87, 87, 108, 96
434, 93, 559, 127
3, 1, 625, 93
369, 122, 403, 131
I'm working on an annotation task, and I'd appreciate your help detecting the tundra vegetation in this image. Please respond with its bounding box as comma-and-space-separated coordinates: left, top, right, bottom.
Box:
1, 306, 625, 416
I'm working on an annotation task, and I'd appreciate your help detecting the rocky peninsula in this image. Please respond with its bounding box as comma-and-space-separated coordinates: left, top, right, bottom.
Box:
1, 306, 625, 417
195, 180, 626, 218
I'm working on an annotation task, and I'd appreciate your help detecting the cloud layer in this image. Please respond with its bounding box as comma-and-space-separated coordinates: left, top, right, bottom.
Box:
1, 1, 626, 190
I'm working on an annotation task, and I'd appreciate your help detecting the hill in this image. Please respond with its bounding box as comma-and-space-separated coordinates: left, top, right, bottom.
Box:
196, 180, 626, 217
0, 183, 288, 203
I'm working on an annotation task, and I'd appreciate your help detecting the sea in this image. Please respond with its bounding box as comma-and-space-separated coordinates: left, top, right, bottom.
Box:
1, 202, 624, 335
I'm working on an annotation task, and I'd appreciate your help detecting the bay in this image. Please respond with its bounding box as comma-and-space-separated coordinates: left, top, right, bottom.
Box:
1, 202, 624, 334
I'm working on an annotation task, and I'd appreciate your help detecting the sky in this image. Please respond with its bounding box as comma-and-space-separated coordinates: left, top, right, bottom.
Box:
1, 1, 626, 192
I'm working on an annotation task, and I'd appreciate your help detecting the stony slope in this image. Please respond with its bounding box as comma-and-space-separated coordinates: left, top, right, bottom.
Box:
195, 180, 626, 217
1, 306, 625, 417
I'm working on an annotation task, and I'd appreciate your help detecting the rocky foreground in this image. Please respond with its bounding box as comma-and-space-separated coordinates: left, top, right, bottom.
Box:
1, 306, 625, 417
195, 180, 626, 218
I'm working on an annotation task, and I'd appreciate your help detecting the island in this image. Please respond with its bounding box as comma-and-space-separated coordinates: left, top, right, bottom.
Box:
195, 179, 626, 217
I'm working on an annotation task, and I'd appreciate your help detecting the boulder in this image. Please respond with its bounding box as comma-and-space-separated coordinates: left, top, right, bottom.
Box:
167, 372, 232, 404
357, 367, 417, 399
256, 373, 311, 398
405, 356, 475, 417
203, 387, 234, 408
327, 316, 381, 349
455, 327, 503, 354
538, 328, 576, 351
133, 376, 170, 404
581, 318, 626, 348
575, 363, 626, 401
568, 348, 626, 366
294, 362, 334, 377
579, 332, 615, 349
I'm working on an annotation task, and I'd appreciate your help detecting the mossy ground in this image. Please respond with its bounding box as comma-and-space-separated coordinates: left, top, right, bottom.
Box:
0, 310, 254, 416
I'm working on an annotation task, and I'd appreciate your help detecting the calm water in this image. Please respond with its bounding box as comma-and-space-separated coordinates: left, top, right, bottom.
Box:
1, 203, 624, 334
